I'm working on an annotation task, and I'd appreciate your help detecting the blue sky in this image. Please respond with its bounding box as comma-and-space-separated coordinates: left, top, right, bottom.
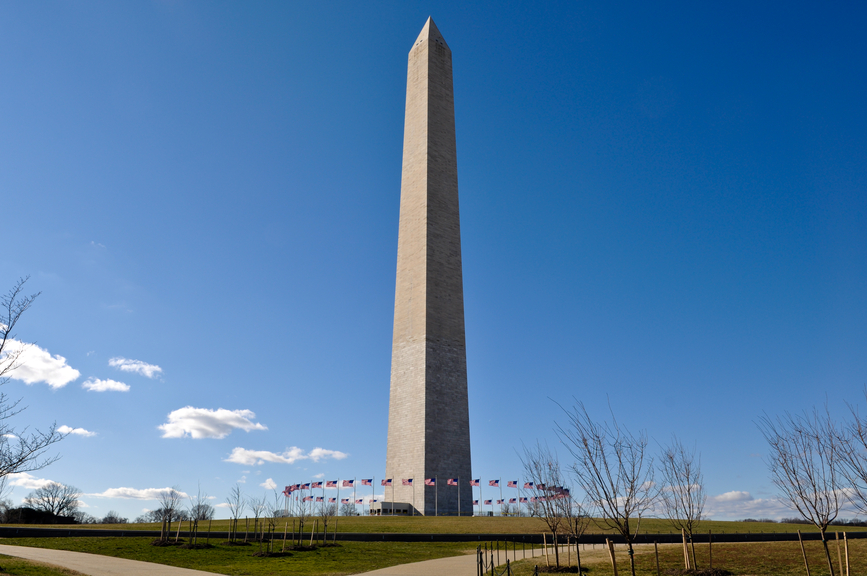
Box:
2, 1, 865, 521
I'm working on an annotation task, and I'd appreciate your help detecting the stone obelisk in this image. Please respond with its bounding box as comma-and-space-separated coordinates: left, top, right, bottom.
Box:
385, 17, 472, 516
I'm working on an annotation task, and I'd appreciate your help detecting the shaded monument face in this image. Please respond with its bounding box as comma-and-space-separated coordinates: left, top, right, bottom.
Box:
385, 17, 473, 516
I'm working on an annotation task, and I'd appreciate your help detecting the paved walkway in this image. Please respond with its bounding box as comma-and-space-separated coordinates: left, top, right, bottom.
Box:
0, 545, 224, 576
356, 543, 553, 575
0, 542, 562, 576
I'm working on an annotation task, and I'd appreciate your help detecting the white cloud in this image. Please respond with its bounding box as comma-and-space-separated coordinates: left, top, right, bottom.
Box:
58, 425, 96, 437
7, 473, 54, 490
3, 340, 80, 388
215, 503, 231, 508
238, 476, 247, 484
313, 473, 325, 479
109, 357, 162, 379
88, 487, 190, 500
704, 490, 789, 519
224, 446, 348, 466
82, 378, 130, 392
158, 407, 267, 439
260, 478, 277, 490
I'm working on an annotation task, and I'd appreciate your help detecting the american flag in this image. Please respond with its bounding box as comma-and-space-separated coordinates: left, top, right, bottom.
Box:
402, 479, 413, 486
316, 497, 324, 502
497, 499, 504, 504
355, 499, 363, 504
473, 500, 479, 505
328, 498, 336, 503
536, 483, 546, 490
509, 498, 517, 503
484, 499, 492, 505
382, 479, 392, 487
507, 481, 518, 488
326, 481, 337, 488
303, 496, 313, 502
447, 478, 458, 486
489, 480, 499, 487
311, 482, 323, 489
519, 497, 528, 503
282, 486, 291, 497
361, 479, 372, 486
523, 482, 533, 489
341, 498, 350, 504
530, 497, 537, 503
301, 483, 311, 489
470, 479, 480, 487
370, 499, 378, 503
424, 478, 436, 486
343, 480, 354, 487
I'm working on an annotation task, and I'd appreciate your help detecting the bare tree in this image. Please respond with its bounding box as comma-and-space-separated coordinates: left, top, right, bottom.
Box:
339, 501, 357, 516
758, 407, 841, 576
24, 482, 81, 517
520, 441, 568, 568
557, 401, 658, 576
225, 484, 245, 543
838, 391, 867, 516
248, 493, 267, 540
318, 499, 336, 544
188, 485, 214, 545
101, 510, 128, 524
158, 487, 183, 542
0, 278, 65, 481
659, 436, 706, 567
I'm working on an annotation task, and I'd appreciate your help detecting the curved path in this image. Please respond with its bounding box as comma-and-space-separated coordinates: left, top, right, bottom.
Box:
0, 544, 223, 576
0, 542, 557, 576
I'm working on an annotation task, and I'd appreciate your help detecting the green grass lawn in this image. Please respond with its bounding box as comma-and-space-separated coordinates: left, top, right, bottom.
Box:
0, 554, 86, 576
508, 537, 865, 575
14, 516, 864, 536
0, 537, 474, 576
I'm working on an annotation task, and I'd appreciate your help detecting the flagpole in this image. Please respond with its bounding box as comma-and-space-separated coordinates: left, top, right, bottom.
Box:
391, 481, 395, 516
457, 476, 461, 518
337, 480, 340, 517
412, 480, 415, 516
435, 476, 438, 517
499, 478, 503, 516
372, 477, 375, 516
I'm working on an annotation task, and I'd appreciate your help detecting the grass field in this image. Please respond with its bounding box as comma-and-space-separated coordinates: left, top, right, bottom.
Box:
0, 537, 473, 576
509, 538, 866, 576
11, 516, 865, 536
0, 554, 86, 576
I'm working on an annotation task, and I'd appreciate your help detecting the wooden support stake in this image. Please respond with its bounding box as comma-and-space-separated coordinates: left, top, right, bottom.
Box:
543, 533, 549, 567
798, 530, 811, 576
606, 538, 619, 576
709, 529, 713, 569
843, 532, 850, 576
654, 541, 660, 576
835, 532, 842, 576
682, 528, 690, 569
282, 522, 287, 552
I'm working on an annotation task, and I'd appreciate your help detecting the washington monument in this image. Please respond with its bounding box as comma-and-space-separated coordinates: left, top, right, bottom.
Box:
385, 17, 472, 516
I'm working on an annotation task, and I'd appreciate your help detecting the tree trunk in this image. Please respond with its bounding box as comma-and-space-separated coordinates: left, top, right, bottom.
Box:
553, 532, 559, 568
820, 529, 835, 576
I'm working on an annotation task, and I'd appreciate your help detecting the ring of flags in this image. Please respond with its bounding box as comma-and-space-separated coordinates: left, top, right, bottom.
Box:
281, 478, 571, 514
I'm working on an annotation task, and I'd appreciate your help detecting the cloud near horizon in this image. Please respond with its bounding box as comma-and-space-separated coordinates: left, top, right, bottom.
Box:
159, 407, 267, 439
225, 446, 348, 466
58, 425, 96, 437
3, 340, 80, 388
109, 357, 162, 378
88, 487, 190, 500
82, 378, 130, 392
260, 478, 277, 490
